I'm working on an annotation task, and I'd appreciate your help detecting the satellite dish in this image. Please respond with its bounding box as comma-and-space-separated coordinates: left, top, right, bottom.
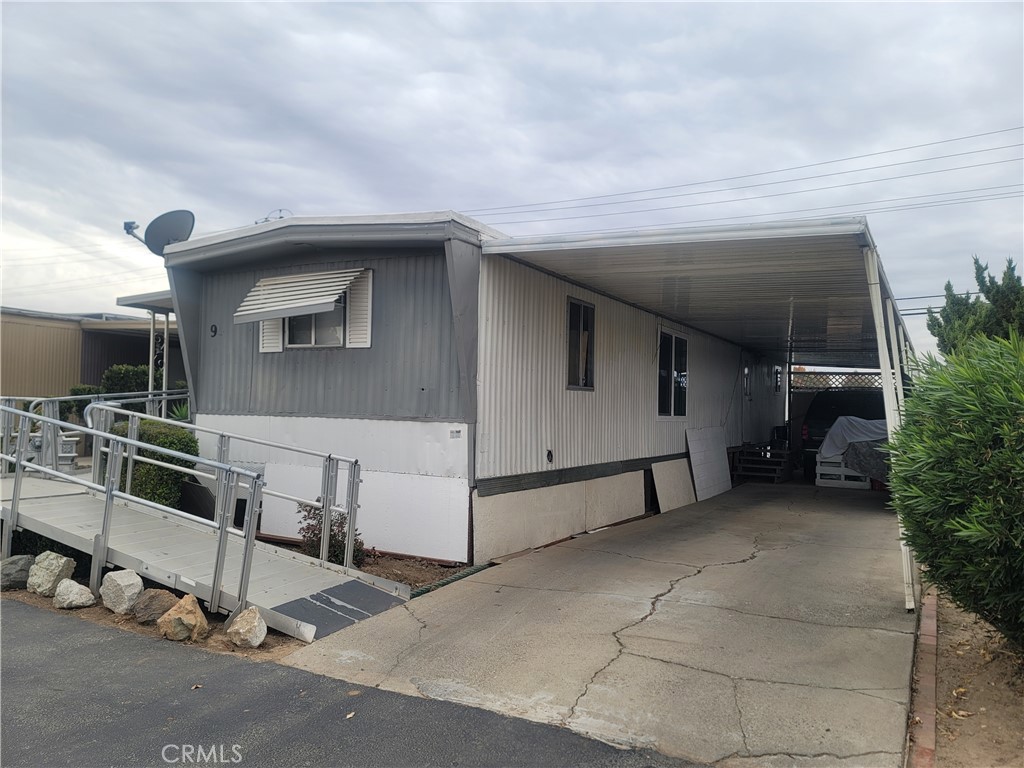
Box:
144, 210, 195, 256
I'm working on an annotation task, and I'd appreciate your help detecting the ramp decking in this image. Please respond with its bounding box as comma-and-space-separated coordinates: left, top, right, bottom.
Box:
1, 476, 407, 642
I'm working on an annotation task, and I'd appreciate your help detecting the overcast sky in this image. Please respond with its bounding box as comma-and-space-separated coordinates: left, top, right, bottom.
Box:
2, 2, 1021, 357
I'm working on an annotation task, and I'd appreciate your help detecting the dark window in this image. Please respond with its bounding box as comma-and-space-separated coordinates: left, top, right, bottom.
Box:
286, 299, 345, 348
567, 299, 595, 389
658, 331, 687, 416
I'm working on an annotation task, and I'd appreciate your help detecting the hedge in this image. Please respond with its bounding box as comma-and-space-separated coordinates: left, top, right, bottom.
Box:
110, 420, 199, 511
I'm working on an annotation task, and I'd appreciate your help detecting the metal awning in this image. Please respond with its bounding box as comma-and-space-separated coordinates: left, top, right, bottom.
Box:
117, 290, 175, 315
233, 269, 364, 325
482, 217, 909, 368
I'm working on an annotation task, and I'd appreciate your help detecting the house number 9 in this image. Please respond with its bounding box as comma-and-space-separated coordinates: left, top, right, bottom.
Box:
210, 324, 218, 337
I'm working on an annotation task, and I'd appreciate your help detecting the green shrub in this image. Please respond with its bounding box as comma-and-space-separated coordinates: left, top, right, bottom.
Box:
888, 332, 1024, 647
111, 420, 199, 510
63, 384, 105, 420
297, 500, 366, 568
100, 364, 151, 395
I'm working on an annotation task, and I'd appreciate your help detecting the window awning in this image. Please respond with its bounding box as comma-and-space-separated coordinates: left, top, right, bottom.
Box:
233, 269, 364, 324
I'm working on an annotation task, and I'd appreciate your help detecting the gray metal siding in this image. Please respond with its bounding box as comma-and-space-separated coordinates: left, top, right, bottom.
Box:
197, 249, 464, 420
477, 255, 786, 479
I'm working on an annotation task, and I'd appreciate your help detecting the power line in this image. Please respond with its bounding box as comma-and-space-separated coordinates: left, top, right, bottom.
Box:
485, 159, 1023, 226
478, 143, 1023, 219
2, 264, 166, 293
464, 126, 1024, 214
481, 179, 1022, 227
895, 291, 982, 301
529, 189, 1021, 238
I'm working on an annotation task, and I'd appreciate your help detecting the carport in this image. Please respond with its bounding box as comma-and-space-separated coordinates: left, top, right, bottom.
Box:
284, 483, 918, 764
485, 216, 916, 611
282, 217, 922, 764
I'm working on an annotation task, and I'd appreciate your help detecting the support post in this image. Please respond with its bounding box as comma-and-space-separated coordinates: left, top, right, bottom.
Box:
213, 435, 229, 526
229, 475, 263, 624
318, 456, 337, 564
865, 247, 916, 612
344, 461, 361, 569
161, 313, 171, 417
1, 416, 31, 560
208, 472, 238, 614
90, 442, 124, 595
124, 414, 140, 498
91, 408, 110, 487
148, 311, 156, 394
885, 299, 906, 410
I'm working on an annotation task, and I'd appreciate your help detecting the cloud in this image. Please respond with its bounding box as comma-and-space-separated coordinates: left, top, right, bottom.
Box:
1, 2, 1020, 359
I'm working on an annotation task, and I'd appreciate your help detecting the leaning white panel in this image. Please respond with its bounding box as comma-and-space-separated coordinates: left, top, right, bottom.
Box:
651, 458, 697, 512
685, 427, 732, 501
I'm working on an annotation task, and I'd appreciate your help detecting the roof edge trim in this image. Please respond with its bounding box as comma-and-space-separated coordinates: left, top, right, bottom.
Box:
482, 217, 871, 255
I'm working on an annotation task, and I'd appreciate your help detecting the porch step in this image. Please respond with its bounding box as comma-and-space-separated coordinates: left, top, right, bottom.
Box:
732, 444, 793, 484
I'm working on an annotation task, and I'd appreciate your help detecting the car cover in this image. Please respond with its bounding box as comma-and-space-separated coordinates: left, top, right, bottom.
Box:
818, 416, 888, 460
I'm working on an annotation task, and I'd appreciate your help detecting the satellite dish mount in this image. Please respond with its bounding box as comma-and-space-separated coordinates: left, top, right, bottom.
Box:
123, 210, 195, 256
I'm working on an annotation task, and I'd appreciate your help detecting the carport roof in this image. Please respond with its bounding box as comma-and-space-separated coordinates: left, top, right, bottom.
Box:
482, 217, 908, 368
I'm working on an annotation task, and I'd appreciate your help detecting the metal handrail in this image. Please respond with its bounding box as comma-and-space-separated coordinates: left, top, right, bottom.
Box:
84, 403, 355, 462
0, 405, 264, 621
83, 402, 361, 572
1, 391, 188, 476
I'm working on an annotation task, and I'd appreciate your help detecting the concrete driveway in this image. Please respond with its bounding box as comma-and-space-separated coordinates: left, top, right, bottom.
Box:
283, 483, 917, 766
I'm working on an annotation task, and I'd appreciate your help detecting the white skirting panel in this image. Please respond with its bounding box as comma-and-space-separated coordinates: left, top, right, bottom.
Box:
193, 414, 471, 562
472, 471, 645, 562
257, 465, 469, 562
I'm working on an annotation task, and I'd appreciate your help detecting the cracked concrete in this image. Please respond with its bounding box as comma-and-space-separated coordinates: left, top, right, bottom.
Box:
282, 483, 916, 766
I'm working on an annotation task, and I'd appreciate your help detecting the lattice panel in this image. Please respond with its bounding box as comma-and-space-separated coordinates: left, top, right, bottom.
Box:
791, 372, 882, 390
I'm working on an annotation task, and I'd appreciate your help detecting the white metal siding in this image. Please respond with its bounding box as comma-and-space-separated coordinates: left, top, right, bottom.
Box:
477, 255, 785, 479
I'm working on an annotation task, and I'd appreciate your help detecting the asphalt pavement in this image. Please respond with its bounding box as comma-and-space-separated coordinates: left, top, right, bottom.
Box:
0, 598, 697, 768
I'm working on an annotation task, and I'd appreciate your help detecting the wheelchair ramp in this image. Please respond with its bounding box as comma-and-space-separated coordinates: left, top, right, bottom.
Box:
2, 477, 408, 643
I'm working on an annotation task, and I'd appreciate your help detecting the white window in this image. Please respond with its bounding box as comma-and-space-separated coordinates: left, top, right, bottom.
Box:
286, 299, 346, 348
658, 331, 687, 417
233, 269, 373, 353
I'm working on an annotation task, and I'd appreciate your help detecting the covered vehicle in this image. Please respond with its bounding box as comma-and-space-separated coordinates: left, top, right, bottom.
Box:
800, 388, 885, 481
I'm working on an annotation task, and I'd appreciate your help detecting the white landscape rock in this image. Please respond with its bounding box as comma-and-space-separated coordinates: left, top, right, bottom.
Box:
100, 569, 144, 614
27, 551, 76, 597
227, 606, 268, 648
53, 579, 96, 609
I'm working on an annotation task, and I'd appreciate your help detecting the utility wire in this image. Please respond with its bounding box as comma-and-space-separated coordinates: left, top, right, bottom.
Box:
479, 181, 1020, 226
530, 190, 1022, 237
464, 126, 1024, 214
484, 157, 1023, 225
3, 265, 166, 293
478, 144, 1023, 218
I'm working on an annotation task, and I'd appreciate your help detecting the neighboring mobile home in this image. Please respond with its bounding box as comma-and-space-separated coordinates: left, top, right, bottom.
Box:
160, 212, 910, 563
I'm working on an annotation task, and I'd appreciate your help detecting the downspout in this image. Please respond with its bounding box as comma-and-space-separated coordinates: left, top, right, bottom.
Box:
864, 247, 916, 612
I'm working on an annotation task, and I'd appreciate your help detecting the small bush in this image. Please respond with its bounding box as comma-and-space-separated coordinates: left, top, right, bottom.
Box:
297, 500, 366, 568
64, 384, 105, 420
111, 421, 199, 510
888, 332, 1024, 647
100, 364, 151, 396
